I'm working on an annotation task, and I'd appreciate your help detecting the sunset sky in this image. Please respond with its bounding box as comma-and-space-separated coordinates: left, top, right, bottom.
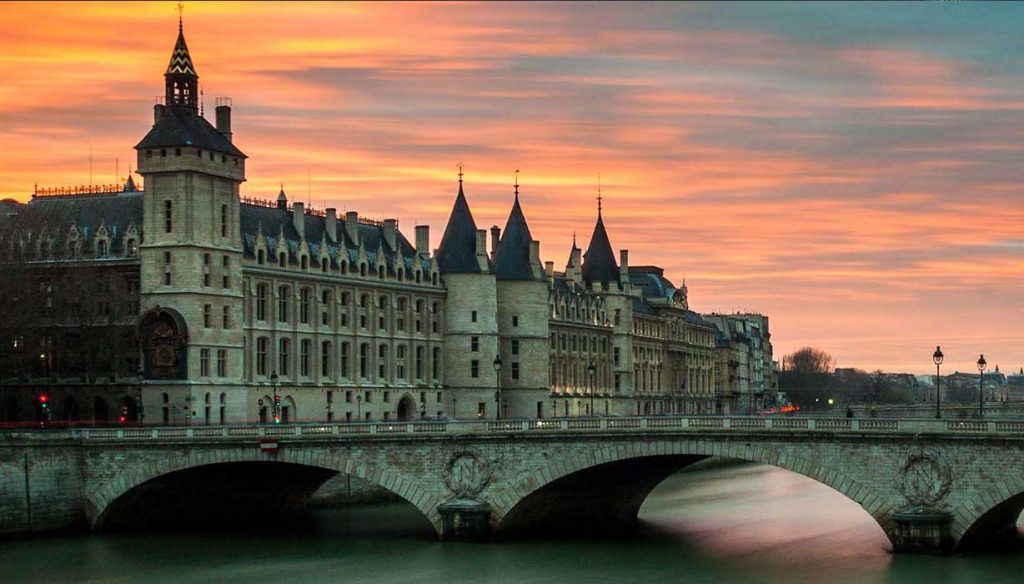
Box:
1, 1, 1022, 374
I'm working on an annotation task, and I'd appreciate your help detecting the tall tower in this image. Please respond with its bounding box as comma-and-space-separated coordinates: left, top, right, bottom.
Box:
493, 179, 549, 418
135, 21, 248, 422
436, 173, 500, 419
581, 199, 635, 400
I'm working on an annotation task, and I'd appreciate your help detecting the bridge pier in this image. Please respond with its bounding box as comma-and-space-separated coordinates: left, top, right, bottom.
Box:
892, 507, 955, 554
437, 499, 492, 541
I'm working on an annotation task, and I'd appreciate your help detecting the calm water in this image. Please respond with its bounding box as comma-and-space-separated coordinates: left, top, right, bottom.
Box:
4, 463, 1023, 583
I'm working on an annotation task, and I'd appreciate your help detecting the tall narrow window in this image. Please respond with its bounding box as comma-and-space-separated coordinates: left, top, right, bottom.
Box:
300, 288, 311, 324
256, 337, 268, 375
278, 286, 290, 323
321, 341, 331, 377
216, 349, 227, 377
222, 306, 230, 329
432, 348, 440, 381
203, 304, 212, 328
221, 204, 228, 237
200, 349, 210, 377
300, 339, 311, 377
471, 360, 479, 378
256, 284, 268, 321
359, 343, 369, 379
279, 338, 290, 376
164, 200, 173, 233
341, 342, 350, 378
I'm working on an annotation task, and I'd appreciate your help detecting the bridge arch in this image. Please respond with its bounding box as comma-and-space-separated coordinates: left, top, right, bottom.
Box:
87, 447, 445, 533
494, 439, 896, 544
952, 476, 1024, 549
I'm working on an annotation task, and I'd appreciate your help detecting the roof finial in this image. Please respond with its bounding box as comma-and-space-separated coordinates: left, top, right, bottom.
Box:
514, 169, 520, 198
457, 162, 464, 185
597, 173, 603, 215
178, 1, 184, 32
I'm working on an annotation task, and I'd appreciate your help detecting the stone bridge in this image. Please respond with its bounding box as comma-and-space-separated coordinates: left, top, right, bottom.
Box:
3, 416, 1024, 554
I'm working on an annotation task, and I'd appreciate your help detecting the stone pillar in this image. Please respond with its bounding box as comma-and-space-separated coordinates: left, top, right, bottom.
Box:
437, 499, 492, 541
892, 507, 954, 554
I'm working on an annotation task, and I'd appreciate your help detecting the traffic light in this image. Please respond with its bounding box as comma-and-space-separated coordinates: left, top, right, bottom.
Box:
38, 394, 48, 409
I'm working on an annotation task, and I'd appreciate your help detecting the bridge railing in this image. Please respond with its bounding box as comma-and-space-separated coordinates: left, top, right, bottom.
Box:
5, 416, 1023, 441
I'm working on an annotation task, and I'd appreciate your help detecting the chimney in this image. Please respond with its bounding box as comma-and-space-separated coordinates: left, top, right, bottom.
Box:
325, 208, 338, 243
619, 249, 629, 284
490, 226, 501, 259
545, 261, 555, 286
383, 219, 397, 250
345, 211, 360, 245
215, 104, 232, 142
475, 229, 489, 271
529, 240, 542, 279
292, 202, 305, 240
415, 225, 430, 256
153, 103, 165, 124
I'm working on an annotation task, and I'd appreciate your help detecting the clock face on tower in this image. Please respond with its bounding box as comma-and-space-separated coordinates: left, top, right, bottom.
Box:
141, 310, 188, 380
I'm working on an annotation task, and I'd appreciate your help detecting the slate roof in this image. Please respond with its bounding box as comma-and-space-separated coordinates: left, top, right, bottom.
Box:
239, 203, 424, 273
581, 212, 618, 284
435, 181, 486, 274
4, 192, 143, 255
629, 266, 677, 300
135, 105, 246, 158
493, 194, 537, 281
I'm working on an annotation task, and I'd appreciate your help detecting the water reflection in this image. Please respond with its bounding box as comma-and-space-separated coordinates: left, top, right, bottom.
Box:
2, 463, 1023, 584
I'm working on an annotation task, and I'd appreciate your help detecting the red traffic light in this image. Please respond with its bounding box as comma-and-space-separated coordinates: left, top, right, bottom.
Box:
38, 394, 49, 405
119, 415, 127, 424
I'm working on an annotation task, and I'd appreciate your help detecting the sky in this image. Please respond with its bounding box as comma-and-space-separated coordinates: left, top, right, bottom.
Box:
0, 1, 1022, 375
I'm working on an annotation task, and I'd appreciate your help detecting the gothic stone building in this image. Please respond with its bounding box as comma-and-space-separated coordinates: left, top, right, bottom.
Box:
0, 24, 770, 425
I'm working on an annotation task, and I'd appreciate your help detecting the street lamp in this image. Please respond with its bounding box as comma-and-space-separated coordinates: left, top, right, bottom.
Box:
136, 363, 145, 426
493, 354, 503, 420
587, 362, 596, 417
270, 371, 280, 424
933, 346, 944, 419
977, 354, 987, 419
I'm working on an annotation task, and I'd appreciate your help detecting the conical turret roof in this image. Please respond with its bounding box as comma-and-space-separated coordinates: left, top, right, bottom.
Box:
494, 193, 537, 281
436, 181, 484, 273
166, 26, 197, 77
582, 211, 619, 284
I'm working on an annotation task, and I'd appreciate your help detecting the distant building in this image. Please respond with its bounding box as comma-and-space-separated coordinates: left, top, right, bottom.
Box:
702, 313, 777, 413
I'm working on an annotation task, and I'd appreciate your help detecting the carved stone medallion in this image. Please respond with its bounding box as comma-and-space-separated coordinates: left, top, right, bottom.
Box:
443, 449, 492, 499
896, 448, 952, 508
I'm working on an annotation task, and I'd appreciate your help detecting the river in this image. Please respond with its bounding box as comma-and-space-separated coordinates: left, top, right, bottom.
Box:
3, 463, 1023, 583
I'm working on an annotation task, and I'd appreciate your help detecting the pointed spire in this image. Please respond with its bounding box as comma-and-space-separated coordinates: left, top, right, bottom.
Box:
277, 184, 288, 210
165, 7, 199, 112
437, 174, 484, 273
597, 173, 603, 216
494, 177, 537, 281
581, 194, 619, 285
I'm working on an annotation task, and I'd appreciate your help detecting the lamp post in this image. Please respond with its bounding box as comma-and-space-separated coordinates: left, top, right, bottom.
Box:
493, 354, 503, 420
933, 346, 944, 419
977, 354, 987, 419
136, 363, 145, 426
270, 371, 280, 424
587, 362, 596, 417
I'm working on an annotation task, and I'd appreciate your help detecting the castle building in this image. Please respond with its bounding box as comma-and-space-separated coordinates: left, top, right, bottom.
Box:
0, 22, 773, 424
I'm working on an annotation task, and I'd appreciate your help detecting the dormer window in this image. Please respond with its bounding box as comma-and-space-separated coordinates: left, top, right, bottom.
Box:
97, 240, 107, 257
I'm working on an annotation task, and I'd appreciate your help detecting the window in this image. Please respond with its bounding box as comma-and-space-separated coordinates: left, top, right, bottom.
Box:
471, 310, 477, 323
321, 290, 332, 325
203, 271, 211, 287
221, 204, 228, 237
222, 256, 230, 289
222, 306, 230, 329
278, 286, 290, 322
278, 338, 290, 376
614, 347, 621, 366
203, 304, 212, 328
378, 344, 388, 379
384, 391, 390, 403
340, 342, 350, 378
164, 200, 173, 233
217, 349, 227, 377
471, 360, 479, 378
345, 391, 352, 403
256, 337, 268, 375
471, 336, 479, 352
396, 345, 406, 380
97, 240, 107, 257
512, 362, 520, 380
512, 315, 519, 327
279, 252, 287, 268
415, 347, 424, 380
256, 284, 268, 321
511, 340, 519, 355
200, 349, 210, 377
478, 402, 486, 418
300, 339, 311, 377
359, 343, 369, 379
321, 341, 331, 376
299, 288, 311, 324
432, 348, 440, 381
